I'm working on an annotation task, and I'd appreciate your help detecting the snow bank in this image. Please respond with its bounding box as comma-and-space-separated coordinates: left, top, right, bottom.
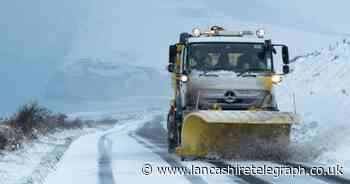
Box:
276, 39, 350, 163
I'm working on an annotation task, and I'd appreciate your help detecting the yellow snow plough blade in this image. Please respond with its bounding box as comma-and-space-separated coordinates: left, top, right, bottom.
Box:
176, 111, 300, 159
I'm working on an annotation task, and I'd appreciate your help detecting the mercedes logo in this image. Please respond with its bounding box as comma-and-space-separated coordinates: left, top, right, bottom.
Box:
224, 91, 236, 103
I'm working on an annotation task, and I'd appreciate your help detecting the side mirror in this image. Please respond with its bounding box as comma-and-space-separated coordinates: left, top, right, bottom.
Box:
283, 65, 290, 74
264, 39, 273, 52
179, 33, 191, 44
167, 63, 175, 73
169, 45, 176, 64
282, 46, 289, 64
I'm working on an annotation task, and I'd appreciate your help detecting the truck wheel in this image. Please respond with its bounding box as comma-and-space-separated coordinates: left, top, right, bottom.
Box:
167, 111, 177, 153
168, 140, 176, 153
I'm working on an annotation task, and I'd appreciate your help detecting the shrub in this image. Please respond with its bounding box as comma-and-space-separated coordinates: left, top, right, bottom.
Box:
8, 102, 50, 138
0, 102, 116, 151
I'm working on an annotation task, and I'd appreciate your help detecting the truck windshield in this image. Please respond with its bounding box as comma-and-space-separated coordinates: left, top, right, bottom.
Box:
187, 43, 272, 73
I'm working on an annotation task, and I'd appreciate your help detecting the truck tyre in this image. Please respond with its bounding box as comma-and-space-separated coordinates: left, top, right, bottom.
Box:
167, 110, 177, 153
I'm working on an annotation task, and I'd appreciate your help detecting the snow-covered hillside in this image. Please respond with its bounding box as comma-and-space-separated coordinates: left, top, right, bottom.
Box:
277, 39, 350, 164
45, 58, 169, 101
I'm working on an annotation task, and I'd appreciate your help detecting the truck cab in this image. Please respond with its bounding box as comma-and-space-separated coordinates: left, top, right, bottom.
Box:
167, 26, 292, 154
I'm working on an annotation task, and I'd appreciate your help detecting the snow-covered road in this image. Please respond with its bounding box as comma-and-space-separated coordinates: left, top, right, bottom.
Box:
43, 109, 350, 184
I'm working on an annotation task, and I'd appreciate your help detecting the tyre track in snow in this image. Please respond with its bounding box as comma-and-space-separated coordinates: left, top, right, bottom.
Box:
96, 110, 167, 184
98, 134, 116, 184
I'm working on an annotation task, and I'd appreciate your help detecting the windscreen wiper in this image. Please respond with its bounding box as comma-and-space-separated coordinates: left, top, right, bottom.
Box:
237, 69, 270, 77
199, 71, 219, 77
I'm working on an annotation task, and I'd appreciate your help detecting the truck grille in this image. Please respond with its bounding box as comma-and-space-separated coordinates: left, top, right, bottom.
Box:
200, 97, 262, 110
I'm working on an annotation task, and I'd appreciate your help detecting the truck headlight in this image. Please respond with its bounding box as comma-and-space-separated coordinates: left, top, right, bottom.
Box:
271, 75, 282, 84
181, 75, 188, 82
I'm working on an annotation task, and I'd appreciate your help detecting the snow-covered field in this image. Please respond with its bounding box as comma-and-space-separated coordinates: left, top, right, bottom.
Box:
0, 127, 103, 184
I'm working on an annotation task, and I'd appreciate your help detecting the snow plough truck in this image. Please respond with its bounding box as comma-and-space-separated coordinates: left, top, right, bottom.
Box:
167, 26, 299, 159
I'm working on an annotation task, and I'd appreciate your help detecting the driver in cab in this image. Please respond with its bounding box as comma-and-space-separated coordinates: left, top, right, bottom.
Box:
188, 49, 213, 71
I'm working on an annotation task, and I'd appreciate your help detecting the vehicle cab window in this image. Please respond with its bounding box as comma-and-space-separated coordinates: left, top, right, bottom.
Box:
185, 42, 272, 74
